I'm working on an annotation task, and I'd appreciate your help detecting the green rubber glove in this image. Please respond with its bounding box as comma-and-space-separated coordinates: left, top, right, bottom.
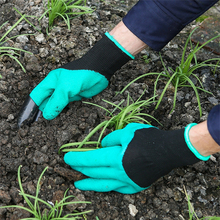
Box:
30, 69, 108, 120
64, 123, 210, 194
30, 33, 133, 120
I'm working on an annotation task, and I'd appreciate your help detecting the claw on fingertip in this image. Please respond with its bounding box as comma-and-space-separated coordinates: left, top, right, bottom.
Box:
17, 95, 42, 128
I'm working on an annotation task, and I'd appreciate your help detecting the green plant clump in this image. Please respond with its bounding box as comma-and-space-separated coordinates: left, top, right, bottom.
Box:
59, 91, 160, 153
0, 15, 33, 76
121, 28, 220, 116
41, 0, 94, 30
0, 165, 91, 219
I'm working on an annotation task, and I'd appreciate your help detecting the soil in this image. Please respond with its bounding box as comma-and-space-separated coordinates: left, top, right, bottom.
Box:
0, 0, 220, 219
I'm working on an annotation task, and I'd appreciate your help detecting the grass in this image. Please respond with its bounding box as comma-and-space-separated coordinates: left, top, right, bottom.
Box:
59, 91, 160, 153
0, 165, 91, 219
184, 186, 220, 220
0, 14, 33, 76
195, 15, 209, 23
14, 7, 42, 33
120, 28, 220, 116
40, 0, 94, 30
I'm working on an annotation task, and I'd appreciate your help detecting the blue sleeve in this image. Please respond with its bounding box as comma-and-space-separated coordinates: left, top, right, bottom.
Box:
208, 105, 220, 146
123, 0, 218, 51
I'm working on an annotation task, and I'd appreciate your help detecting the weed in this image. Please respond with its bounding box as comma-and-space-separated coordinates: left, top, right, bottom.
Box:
142, 54, 151, 64
184, 186, 220, 220
14, 8, 41, 33
0, 15, 33, 76
121, 28, 220, 116
0, 165, 91, 219
195, 15, 209, 23
59, 91, 159, 153
40, 0, 94, 30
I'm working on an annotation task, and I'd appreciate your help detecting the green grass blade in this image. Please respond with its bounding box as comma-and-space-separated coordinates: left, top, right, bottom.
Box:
160, 53, 171, 78
4, 54, 26, 72
83, 101, 113, 116
134, 113, 162, 126
102, 99, 123, 112
13, 8, 41, 32
34, 167, 48, 212
0, 21, 8, 30
97, 117, 116, 145
170, 76, 179, 114
19, 192, 53, 209
153, 72, 164, 100
56, 12, 70, 29
59, 141, 100, 153
184, 75, 202, 116
155, 73, 176, 109
181, 27, 198, 66
76, 120, 108, 149
17, 166, 35, 212
120, 72, 160, 94
0, 204, 36, 216
0, 16, 25, 42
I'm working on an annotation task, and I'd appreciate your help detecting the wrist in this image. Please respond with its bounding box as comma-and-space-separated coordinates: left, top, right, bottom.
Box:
185, 123, 210, 161
105, 32, 134, 59
187, 121, 220, 158
109, 21, 148, 56
61, 33, 133, 80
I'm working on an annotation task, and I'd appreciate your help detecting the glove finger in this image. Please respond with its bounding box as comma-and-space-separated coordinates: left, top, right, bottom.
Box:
69, 95, 82, 102
71, 166, 120, 179
30, 72, 57, 107
64, 146, 121, 167
75, 178, 126, 192
114, 185, 142, 194
101, 129, 126, 147
38, 97, 49, 112
101, 123, 155, 147
42, 86, 75, 120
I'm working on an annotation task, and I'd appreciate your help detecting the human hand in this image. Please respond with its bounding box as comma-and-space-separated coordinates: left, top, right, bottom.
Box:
64, 123, 210, 194
30, 68, 108, 120
18, 33, 133, 124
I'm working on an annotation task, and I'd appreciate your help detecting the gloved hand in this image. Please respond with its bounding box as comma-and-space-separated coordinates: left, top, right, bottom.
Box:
29, 32, 133, 120
64, 123, 210, 194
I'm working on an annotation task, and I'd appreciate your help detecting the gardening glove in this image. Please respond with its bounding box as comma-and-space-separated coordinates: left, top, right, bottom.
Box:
64, 123, 210, 194
18, 33, 133, 124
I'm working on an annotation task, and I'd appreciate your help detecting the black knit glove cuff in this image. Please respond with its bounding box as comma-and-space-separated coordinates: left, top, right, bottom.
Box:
61, 33, 134, 80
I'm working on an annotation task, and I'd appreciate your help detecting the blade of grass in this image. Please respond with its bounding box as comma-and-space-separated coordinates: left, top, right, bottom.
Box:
120, 72, 161, 94
59, 142, 99, 153
13, 8, 41, 32
155, 73, 176, 109
184, 75, 202, 116
83, 101, 113, 116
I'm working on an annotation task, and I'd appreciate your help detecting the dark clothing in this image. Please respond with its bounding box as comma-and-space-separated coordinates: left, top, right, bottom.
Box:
208, 105, 220, 146
123, 0, 220, 145
123, 0, 218, 51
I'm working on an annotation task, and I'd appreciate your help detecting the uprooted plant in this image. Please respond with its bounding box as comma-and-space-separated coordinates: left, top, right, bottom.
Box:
59, 91, 160, 153
121, 28, 220, 116
0, 165, 91, 219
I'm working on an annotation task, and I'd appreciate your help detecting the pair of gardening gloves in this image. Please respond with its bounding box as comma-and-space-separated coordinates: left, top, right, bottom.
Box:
22, 32, 210, 194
